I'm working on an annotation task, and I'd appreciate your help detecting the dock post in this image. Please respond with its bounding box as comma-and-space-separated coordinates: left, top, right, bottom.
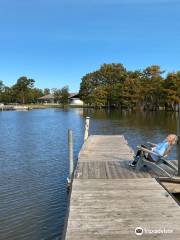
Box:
178, 103, 180, 176
67, 129, 74, 188
178, 103, 180, 143
84, 117, 90, 142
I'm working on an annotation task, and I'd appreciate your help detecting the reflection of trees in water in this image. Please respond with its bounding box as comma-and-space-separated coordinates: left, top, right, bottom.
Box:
81, 108, 178, 160
82, 109, 177, 132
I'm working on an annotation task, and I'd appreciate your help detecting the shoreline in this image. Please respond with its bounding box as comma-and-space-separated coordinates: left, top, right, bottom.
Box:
0, 103, 180, 112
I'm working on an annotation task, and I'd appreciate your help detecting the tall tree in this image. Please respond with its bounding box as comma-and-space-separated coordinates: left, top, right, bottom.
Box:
1, 87, 13, 103
121, 71, 142, 109
12, 76, 35, 104
163, 73, 180, 110
0, 80, 5, 102
54, 86, 70, 106
44, 88, 50, 95
30, 88, 44, 103
91, 86, 108, 108
140, 65, 164, 110
79, 63, 127, 107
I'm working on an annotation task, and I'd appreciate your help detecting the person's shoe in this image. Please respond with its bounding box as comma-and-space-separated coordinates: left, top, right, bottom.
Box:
129, 162, 136, 167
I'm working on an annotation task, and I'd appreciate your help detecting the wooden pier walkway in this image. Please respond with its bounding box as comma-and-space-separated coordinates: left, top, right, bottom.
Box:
65, 135, 180, 239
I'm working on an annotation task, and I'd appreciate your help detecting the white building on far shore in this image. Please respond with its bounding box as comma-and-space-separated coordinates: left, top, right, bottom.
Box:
38, 93, 84, 106
69, 93, 84, 106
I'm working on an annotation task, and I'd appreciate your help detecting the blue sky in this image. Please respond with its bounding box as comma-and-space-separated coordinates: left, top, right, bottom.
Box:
0, 0, 180, 91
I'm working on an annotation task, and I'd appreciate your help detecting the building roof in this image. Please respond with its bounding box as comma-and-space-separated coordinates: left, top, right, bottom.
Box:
38, 94, 54, 100
69, 93, 79, 99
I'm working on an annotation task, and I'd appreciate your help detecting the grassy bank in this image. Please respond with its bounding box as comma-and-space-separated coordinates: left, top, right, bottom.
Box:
27, 104, 85, 109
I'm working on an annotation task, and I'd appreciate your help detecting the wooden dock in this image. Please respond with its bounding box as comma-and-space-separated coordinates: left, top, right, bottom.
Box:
0, 105, 30, 111
65, 135, 180, 239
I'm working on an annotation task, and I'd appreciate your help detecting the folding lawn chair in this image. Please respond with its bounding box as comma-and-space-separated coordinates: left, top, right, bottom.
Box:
135, 142, 178, 178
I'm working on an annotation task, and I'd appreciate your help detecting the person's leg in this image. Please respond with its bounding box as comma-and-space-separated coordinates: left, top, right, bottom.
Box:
135, 145, 148, 157
129, 150, 142, 167
135, 149, 142, 157
146, 153, 155, 162
129, 145, 148, 167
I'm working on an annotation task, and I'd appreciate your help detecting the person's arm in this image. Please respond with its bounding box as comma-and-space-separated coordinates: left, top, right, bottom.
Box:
163, 145, 173, 157
153, 142, 169, 156
137, 146, 161, 157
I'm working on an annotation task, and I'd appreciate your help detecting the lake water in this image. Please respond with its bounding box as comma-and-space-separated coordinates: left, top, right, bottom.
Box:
0, 108, 179, 240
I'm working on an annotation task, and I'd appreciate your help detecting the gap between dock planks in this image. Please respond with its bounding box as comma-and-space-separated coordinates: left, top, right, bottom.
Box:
65, 135, 180, 240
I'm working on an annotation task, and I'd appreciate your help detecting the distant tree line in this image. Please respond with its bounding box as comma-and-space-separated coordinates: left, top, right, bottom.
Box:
0, 76, 69, 105
52, 86, 70, 106
0, 77, 42, 104
79, 63, 180, 111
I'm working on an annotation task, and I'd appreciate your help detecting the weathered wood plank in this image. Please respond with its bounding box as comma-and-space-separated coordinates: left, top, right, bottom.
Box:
65, 135, 180, 240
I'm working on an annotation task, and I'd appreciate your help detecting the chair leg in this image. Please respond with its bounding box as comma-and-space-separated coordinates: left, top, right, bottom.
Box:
154, 164, 172, 178
140, 159, 173, 178
135, 156, 145, 170
162, 160, 178, 173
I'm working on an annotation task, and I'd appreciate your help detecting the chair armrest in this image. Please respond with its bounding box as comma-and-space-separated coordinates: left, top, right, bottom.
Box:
137, 145, 161, 157
147, 142, 157, 147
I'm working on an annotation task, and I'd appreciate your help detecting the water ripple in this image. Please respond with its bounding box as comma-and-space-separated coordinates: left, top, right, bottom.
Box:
0, 109, 178, 240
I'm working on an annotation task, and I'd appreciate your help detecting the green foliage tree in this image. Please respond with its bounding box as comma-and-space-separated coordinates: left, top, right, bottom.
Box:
91, 86, 108, 108
12, 76, 35, 104
121, 71, 141, 109
0, 80, 4, 91
0, 80, 5, 102
0, 63, 180, 110
79, 63, 180, 110
163, 73, 180, 110
44, 88, 50, 95
1, 87, 13, 103
53, 86, 70, 107
139, 65, 164, 110
0, 77, 44, 104
79, 63, 127, 107
30, 88, 44, 103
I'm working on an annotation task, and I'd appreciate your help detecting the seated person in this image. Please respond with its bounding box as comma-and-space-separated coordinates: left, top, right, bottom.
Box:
129, 134, 177, 167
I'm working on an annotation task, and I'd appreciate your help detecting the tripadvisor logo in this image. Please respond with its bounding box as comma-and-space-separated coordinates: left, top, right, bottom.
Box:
135, 227, 173, 235
135, 227, 143, 236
